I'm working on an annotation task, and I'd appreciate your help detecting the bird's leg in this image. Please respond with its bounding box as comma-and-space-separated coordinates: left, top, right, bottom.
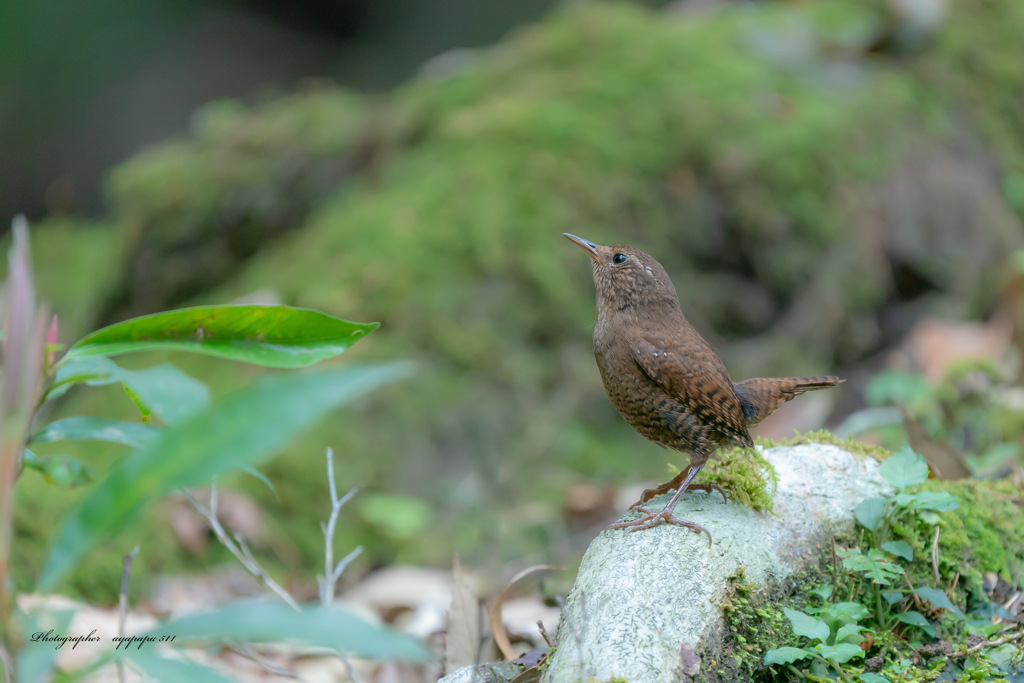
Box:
628, 465, 727, 511
610, 463, 713, 546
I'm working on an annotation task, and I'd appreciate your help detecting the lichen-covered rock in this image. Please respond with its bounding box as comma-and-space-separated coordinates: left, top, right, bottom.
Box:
542, 443, 891, 683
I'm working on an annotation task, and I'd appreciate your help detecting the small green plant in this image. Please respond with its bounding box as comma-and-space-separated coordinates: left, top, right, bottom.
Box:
848, 447, 961, 629
0, 220, 432, 680
764, 599, 869, 679
763, 448, 1008, 681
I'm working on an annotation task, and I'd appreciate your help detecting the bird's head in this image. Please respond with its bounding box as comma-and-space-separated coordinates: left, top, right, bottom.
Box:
563, 233, 680, 315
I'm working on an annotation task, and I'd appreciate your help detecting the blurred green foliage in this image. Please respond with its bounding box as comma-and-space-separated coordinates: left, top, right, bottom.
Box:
932, 0, 1024, 198
16, 0, 1024, 600
864, 362, 1024, 476
106, 88, 372, 315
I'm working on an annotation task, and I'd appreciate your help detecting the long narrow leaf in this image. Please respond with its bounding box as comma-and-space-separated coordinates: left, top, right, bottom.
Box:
49, 356, 209, 424
39, 362, 412, 589
63, 305, 379, 368
30, 417, 157, 448
142, 599, 433, 662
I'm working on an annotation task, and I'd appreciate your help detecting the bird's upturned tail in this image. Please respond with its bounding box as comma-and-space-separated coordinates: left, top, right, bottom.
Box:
733, 375, 844, 426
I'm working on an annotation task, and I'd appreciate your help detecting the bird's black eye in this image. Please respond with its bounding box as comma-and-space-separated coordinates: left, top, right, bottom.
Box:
613, 253, 628, 265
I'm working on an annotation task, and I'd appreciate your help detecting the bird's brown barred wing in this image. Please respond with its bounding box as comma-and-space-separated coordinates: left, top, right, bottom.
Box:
631, 334, 753, 447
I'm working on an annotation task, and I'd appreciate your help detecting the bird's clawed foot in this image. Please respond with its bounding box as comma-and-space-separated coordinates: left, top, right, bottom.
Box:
609, 508, 713, 547
628, 478, 728, 511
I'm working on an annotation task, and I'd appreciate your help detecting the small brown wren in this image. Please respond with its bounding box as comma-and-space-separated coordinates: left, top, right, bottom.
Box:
564, 233, 843, 545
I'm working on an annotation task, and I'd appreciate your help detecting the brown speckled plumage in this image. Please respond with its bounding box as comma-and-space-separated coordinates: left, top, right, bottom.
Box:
565, 234, 843, 543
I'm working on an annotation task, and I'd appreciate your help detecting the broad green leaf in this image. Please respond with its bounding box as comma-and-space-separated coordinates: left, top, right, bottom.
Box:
894, 491, 959, 512
764, 647, 813, 666
40, 362, 412, 590
854, 497, 886, 531
896, 610, 936, 637
824, 602, 870, 623
31, 417, 157, 448
882, 591, 904, 605
143, 599, 432, 662
810, 584, 833, 602
815, 642, 864, 663
51, 356, 209, 424
881, 540, 913, 562
986, 643, 1018, 669
63, 305, 379, 368
896, 611, 930, 627
834, 623, 866, 644
783, 608, 829, 643
859, 673, 890, 682
880, 447, 929, 490
913, 586, 964, 619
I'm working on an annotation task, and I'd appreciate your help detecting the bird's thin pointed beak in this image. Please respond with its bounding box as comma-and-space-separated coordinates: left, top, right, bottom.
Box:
563, 233, 599, 255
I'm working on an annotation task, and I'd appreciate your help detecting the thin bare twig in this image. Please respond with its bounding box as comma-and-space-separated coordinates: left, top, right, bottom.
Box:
903, 573, 926, 613
317, 448, 362, 606
117, 546, 140, 683
184, 486, 300, 612
316, 448, 364, 683
953, 630, 1024, 657
931, 526, 940, 585
537, 620, 555, 648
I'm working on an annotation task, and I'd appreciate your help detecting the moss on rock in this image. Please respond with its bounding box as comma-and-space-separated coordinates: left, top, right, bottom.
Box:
893, 478, 1024, 596
716, 571, 790, 681
771, 429, 893, 462
702, 447, 778, 513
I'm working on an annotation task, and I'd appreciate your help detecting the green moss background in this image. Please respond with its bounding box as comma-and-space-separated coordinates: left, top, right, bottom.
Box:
12, 0, 1024, 602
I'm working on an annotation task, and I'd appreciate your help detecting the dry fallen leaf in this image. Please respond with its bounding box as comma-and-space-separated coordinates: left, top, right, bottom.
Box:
489, 565, 562, 662
341, 565, 453, 638
445, 555, 483, 673
900, 407, 971, 480
679, 641, 701, 676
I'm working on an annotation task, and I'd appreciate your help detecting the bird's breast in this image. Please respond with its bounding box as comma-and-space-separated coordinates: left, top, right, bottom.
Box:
592, 334, 707, 455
